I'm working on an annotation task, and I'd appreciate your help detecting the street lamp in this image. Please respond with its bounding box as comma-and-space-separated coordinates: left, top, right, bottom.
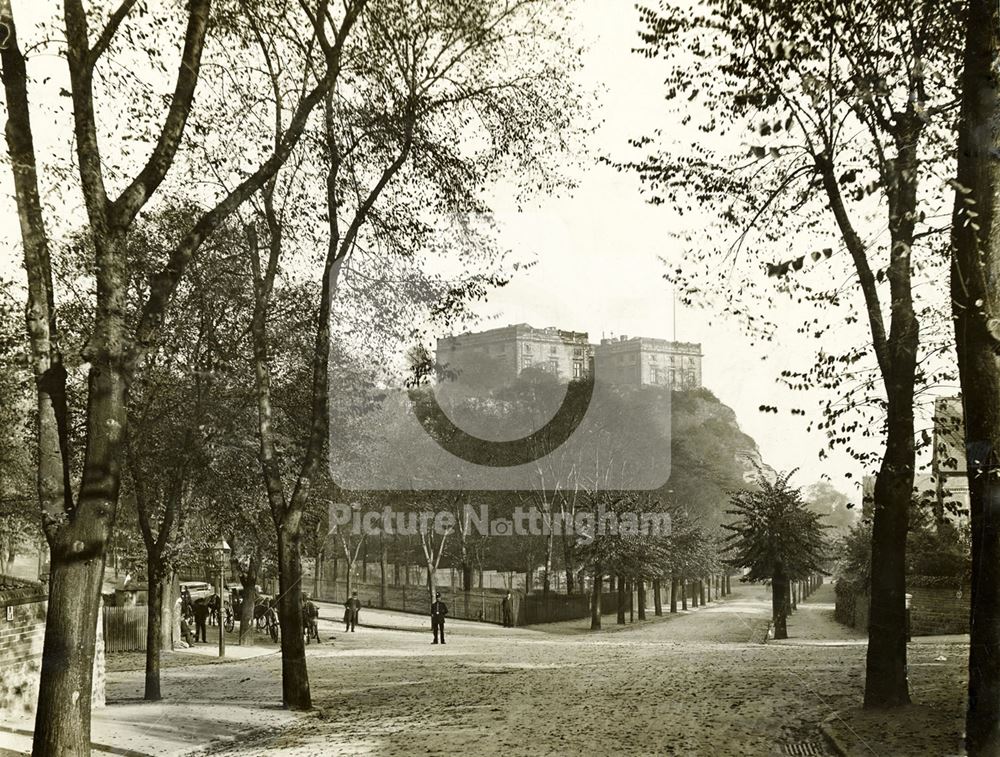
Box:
216, 536, 231, 658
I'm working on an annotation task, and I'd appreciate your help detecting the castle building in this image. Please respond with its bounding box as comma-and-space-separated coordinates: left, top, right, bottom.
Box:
436, 324, 703, 389
593, 335, 702, 389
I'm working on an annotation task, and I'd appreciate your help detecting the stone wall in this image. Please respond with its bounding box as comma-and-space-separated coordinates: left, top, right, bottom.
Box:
0, 581, 105, 718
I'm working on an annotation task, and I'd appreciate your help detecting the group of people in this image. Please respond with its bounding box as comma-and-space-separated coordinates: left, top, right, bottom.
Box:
176, 586, 516, 648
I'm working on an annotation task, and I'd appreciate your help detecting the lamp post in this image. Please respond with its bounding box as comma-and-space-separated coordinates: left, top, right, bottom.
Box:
216, 536, 231, 658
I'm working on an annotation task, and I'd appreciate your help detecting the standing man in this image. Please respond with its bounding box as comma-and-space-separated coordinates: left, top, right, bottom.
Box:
431, 591, 448, 644
302, 594, 320, 644
193, 597, 210, 643
501, 591, 513, 628
344, 590, 361, 632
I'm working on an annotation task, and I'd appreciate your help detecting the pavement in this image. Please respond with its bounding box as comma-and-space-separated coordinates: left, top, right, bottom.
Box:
0, 644, 295, 757
315, 601, 531, 637
0, 582, 971, 756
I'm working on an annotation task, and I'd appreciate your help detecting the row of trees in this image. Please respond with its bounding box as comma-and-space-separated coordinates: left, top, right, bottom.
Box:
0, 1, 583, 753
627, 0, 999, 750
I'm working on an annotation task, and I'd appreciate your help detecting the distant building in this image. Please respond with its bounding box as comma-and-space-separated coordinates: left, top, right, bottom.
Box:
861, 475, 875, 519
858, 397, 970, 523
436, 324, 703, 390
931, 396, 969, 521
435, 323, 592, 386
593, 335, 702, 389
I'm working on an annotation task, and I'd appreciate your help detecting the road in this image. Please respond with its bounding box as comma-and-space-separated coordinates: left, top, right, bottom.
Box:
3, 582, 957, 756
187, 583, 872, 756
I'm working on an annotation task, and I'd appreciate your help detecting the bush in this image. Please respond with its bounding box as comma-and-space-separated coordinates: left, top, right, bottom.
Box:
906, 519, 970, 580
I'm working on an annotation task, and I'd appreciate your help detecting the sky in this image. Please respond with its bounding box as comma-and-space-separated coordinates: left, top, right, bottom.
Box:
448, 0, 869, 498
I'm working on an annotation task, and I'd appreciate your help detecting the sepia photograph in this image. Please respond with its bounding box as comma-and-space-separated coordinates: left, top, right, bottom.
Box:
0, 0, 997, 755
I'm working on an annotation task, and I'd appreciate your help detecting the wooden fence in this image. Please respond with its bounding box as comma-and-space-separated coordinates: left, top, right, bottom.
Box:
102, 605, 147, 653
313, 579, 520, 623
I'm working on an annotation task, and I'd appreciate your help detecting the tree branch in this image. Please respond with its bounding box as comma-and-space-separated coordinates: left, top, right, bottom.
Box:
110, 0, 211, 230
88, 0, 138, 68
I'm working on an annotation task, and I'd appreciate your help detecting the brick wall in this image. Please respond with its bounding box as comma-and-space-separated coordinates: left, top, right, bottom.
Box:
0, 584, 47, 717
0, 582, 105, 718
835, 580, 969, 636
909, 586, 969, 636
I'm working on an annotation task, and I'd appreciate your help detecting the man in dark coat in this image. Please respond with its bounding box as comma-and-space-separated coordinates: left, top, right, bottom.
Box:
501, 591, 513, 628
431, 592, 448, 644
193, 598, 210, 643
181, 588, 193, 619
302, 595, 320, 643
344, 591, 361, 632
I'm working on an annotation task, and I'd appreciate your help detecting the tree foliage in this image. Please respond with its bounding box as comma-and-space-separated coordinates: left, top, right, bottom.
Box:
724, 469, 827, 583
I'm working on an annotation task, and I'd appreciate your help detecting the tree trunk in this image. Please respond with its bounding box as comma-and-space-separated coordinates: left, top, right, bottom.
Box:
681, 578, 688, 611
591, 565, 602, 630
820, 137, 920, 710
543, 519, 553, 600
277, 528, 310, 710
159, 568, 176, 652
562, 527, 576, 595
314, 549, 322, 600
698, 578, 706, 607
379, 541, 388, 609
32, 543, 107, 756
725, 574, 731, 594
637, 578, 646, 620
462, 562, 473, 592
239, 559, 257, 645
951, 4, 1000, 749
627, 579, 634, 623
653, 578, 663, 616
670, 575, 678, 613
772, 575, 788, 640
616, 578, 626, 625
864, 445, 914, 707
144, 560, 164, 700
